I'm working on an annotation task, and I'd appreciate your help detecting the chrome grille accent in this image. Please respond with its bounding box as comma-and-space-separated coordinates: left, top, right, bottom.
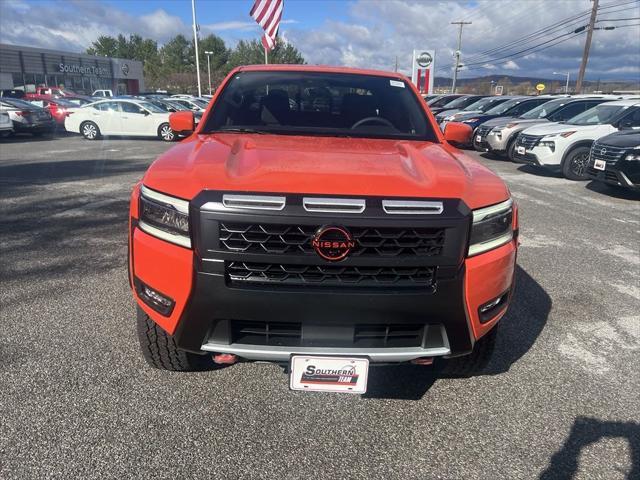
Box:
382, 200, 443, 215
221, 194, 286, 211
590, 142, 627, 165
302, 197, 365, 213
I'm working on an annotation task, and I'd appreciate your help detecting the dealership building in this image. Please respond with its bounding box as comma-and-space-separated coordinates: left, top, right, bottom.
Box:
0, 43, 145, 95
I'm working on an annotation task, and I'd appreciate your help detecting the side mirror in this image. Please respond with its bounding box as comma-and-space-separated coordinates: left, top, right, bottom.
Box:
142, 110, 150, 116
170, 110, 195, 135
443, 122, 473, 146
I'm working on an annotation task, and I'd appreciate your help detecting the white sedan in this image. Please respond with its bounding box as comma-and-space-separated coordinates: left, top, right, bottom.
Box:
65, 99, 176, 141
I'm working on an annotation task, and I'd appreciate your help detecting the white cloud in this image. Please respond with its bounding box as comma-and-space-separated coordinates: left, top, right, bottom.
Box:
0, 0, 638, 81
503, 60, 520, 70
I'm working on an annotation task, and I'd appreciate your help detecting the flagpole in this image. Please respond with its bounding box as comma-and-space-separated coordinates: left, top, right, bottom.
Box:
264, 45, 268, 65
191, 0, 202, 97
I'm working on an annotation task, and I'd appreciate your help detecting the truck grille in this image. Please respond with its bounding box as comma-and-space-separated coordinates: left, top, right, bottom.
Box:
516, 134, 542, 150
476, 125, 493, 140
230, 320, 424, 347
219, 222, 445, 257
227, 261, 436, 289
590, 142, 626, 165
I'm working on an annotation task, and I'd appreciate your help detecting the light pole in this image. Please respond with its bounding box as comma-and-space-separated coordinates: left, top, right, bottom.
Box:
204, 50, 213, 95
191, 0, 202, 97
553, 71, 570, 94
451, 21, 472, 93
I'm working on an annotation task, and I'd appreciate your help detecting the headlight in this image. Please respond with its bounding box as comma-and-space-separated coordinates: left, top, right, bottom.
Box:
139, 185, 191, 248
505, 123, 518, 128
623, 153, 640, 161
547, 131, 576, 138
463, 118, 479, 123
468, 199, 514, 257
539, 140, 555, 152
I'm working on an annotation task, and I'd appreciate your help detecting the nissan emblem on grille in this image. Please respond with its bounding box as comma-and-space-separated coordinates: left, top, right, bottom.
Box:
601, 148, 606, 155
311, 226, 356, 261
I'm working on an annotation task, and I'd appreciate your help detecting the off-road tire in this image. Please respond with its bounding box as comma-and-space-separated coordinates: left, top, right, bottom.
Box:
136, 307, 215, 371
562, 146, 591, 180
438, 323, 499, 377
81, 121, 101, 140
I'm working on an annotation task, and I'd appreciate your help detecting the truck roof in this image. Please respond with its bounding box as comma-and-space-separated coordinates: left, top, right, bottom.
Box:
235, 64, 408, 81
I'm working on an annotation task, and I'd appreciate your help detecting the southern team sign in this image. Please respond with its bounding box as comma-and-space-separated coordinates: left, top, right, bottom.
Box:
411, 49, 435, 94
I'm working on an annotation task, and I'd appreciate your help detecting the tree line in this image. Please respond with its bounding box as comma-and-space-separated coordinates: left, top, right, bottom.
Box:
87, 33, 305, 93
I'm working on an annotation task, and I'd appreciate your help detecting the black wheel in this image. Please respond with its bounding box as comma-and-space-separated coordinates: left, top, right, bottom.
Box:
507, 138, 518, 161
81, 121, 100, 140
562, 146, 591, 180
438, 323, 499, 377
158, 123, 176, 142
136, 307, 216, 371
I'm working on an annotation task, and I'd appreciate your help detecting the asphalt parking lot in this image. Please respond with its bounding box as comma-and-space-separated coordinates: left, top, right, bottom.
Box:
1, 134, 639, 480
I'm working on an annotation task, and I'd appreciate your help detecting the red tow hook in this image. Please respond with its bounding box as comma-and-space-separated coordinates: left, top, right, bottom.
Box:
410, 357, 434, 366
213, 353, 238, 365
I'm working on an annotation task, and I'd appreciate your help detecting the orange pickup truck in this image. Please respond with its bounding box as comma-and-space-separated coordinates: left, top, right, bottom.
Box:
128, 65, 518, 394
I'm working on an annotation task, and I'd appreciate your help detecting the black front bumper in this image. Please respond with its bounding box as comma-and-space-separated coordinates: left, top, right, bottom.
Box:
170, 191, 476, 359
587, 165, 640, 191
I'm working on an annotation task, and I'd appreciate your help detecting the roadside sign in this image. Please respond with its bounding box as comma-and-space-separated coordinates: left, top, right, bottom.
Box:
536, 83, 546, 92
411, 49, 435, 94
495, 85, 503, 95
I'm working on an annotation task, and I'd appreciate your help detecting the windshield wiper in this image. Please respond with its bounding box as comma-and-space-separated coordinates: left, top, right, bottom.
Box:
214, 127, 269, 134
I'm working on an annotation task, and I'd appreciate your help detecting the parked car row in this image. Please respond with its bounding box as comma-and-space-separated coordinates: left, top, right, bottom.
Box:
0, 88, 211, 140
431, 93, 639, 192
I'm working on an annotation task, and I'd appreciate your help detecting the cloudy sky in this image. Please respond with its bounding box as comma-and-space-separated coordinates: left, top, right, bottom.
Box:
1, 0, 639, 81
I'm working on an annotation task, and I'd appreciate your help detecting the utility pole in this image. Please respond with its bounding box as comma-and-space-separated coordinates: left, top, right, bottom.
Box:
451, 21, 472, 93
394, 56, 398, 72
204, 51, 213, 95
191, 0, 202, 97
575, 0, 599, 93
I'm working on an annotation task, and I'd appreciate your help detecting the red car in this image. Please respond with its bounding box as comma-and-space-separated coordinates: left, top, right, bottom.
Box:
128, 65, 518, 393
24, 94, 79, 128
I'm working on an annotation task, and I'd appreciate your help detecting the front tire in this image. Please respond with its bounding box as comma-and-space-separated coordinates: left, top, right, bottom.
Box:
562, 146, 591, 180
136, 307, 215, 371
438, 323, 499, 377
81, 121, 100, 140
158, 123, 176, 142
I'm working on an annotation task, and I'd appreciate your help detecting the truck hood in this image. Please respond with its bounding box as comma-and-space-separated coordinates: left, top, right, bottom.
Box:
143, 134, 510, 210
522, 122, 601, 136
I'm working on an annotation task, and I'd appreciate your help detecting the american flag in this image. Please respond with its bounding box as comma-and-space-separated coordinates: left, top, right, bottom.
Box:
250, 0, 284, 52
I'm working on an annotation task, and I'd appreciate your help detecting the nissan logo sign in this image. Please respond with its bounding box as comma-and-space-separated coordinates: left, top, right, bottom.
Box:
416, 52, 433, 68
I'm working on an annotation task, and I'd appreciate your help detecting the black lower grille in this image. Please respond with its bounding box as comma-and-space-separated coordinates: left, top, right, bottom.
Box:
230, 320, 424, 347
587, 167, 620, 183
219, 223, 445, 257
231, 321, 301, 346
227, 261, 436, 288
353, 324, 424, 347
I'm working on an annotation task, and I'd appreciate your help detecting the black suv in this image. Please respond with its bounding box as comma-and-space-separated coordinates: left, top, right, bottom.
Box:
587, 130, 640, 191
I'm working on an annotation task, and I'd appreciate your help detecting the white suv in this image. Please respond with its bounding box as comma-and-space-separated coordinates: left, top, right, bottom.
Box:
512, 100, 640, 180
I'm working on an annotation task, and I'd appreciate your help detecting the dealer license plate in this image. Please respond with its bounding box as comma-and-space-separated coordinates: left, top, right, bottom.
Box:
290, 356, 369, 394
475, 135, 482, 143
516, 146, 526, 155
594, 159, 606, 171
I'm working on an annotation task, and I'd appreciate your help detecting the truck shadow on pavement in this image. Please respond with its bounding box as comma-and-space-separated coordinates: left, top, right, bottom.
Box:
540, 416, 640, 479
585, 180, 640, 200
363, 266, 551, 400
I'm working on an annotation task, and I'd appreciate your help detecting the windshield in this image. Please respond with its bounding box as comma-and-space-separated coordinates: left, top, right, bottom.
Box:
520, 99, 567, 119
462, 97, 504, 112
139, 101, 166, 113
194, 99, 209, 108
203, 71, 437, 141
566, 104, 628, 125
443, 96, 481, 109
428, 95, 462, 107
164, 100, 190, 111
485, 98, 523, 115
